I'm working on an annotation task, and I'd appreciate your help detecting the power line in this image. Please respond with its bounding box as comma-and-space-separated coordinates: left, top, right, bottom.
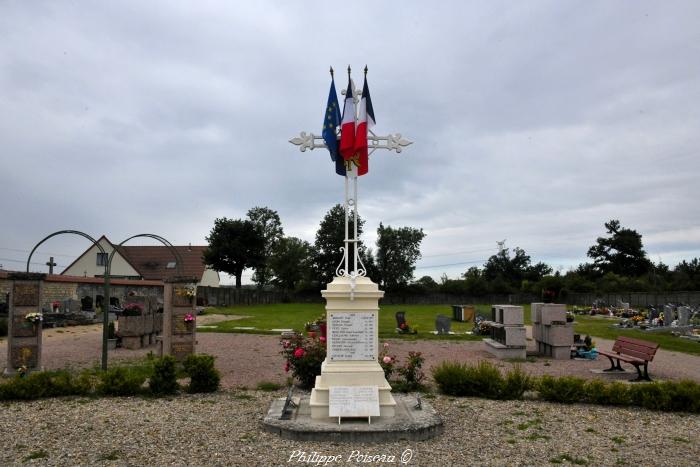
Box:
0, 247, 77, 258
415, 258, 487, 270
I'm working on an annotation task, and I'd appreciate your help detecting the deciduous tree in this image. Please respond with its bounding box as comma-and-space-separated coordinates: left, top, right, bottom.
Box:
203, 217, 265, 289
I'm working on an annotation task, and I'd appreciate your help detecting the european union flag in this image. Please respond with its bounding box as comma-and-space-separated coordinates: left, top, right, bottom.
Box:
322, 77, 345, 176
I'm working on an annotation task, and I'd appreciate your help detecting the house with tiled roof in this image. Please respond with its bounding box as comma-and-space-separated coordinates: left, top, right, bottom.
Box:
61, 236, 219, 287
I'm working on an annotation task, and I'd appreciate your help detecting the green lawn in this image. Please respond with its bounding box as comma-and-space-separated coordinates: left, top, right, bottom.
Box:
198, 302, 700, 354
199, 303, 492, 340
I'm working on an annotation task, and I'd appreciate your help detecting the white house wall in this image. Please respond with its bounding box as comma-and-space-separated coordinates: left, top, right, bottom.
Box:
199, 268, 220, 287
62, 238, 140, 278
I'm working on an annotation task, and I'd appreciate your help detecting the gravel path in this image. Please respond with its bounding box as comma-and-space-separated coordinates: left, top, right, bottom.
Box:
0, 391, 698, 466
2, 318, 699, 387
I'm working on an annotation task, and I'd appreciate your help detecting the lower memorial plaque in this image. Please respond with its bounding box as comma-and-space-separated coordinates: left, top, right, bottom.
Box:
328, 386, 380, 421
11, 345, 38, 368
12, 316, 37, 338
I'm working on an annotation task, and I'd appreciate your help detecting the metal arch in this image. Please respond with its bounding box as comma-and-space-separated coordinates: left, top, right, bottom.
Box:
26, 230, 107, 274
111, 233, 185, 278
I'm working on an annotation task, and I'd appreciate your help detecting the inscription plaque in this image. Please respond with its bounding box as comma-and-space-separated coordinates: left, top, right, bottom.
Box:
172, 342, 194, 360
13, 283, 39, 307
329, 312, 376, 361
10, 345, 38, 368
12, 315, 37, 338
329, 386, 380, 418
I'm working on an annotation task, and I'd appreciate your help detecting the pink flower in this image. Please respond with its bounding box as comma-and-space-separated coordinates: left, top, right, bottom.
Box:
319, 336, 326, 343
382, 356, 392, 364
383, 342, 389, 348
293, 347, 305, 358
282, 340, 290, 348
284, 361, 290, 372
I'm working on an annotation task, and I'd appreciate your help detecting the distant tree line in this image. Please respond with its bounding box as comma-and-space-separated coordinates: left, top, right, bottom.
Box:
202, 205, 425, 292
412, 219, 700, 300
203, 213, 700, 297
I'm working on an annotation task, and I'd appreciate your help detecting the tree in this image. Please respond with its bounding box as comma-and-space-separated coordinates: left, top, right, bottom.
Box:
268, 237, 312, 291
462, 267, 489, 296
483, 247, 552, 290
375, 223, 426, 290
587, 219, 652, 276
203, 217, 265, 289
312, 204, 366, 287
247, 207, 284, 288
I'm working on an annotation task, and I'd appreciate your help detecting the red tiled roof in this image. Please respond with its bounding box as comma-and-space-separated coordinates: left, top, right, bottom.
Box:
0, 270, 162, 286
117, 245, 208, 281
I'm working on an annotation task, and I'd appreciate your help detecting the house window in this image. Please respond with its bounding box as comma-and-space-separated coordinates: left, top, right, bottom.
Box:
96, 253, 108, 266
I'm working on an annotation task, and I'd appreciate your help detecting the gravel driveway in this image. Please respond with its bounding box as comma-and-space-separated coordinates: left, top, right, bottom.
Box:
1, 316, 700, 387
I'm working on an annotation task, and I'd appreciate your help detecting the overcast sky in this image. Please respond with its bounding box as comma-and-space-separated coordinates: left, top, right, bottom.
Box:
1, 1, 699, 285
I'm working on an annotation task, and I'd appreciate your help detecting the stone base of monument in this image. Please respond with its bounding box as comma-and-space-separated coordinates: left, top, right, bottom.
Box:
309, 361, 396, 418
483, 338, 527, 360
263, 393, 442, 442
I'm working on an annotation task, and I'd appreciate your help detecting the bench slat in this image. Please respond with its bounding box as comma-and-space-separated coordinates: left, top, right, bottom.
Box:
609, 336, 659, 362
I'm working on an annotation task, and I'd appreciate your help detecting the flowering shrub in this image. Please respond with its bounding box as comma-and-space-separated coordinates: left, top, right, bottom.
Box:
183, 313, 195, 323
378, 342, 397, 380
25, 312, 43, 324
281, 332, 326, 389
121, 303, 144, 316
396, 351, 425, 392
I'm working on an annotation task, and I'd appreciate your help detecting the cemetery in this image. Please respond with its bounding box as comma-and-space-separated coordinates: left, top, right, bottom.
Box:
2, 3, 700, 463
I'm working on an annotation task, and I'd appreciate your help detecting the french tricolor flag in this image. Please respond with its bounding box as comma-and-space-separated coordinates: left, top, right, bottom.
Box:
354, 75, 375, 176
339, 75, 356, 168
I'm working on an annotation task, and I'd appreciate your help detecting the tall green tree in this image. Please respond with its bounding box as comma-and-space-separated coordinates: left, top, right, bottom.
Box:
268, 236, 312, 291
375, 223, 426, 290
312, 204, 366, 287
203, 217, 265, 289
246, 206, 284, 288
587, 219, 652, 276
483, 247, 552, 291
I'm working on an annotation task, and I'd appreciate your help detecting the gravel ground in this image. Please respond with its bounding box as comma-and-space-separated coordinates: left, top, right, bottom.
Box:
0, 390, 698, 466
2, 318, 700, 465
2, 317, 700, 388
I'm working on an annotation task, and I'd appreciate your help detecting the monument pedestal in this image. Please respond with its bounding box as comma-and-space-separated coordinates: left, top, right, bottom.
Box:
309, 276, 396, 420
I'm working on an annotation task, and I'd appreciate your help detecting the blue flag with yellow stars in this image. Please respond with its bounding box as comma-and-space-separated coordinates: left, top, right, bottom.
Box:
322, 77, 345, 176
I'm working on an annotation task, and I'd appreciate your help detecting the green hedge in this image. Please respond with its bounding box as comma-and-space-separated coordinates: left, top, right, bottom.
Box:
432, 360, 700, 414
0, 353, 220, 401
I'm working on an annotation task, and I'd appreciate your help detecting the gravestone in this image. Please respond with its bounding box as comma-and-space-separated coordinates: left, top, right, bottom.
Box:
677, 306, 690, 327
483, 305, 526, 360
663, 305, 675, 325
161, 277, 198, 362
4, 273, 45, 375
531, 303, 573, 359
435, 314, 451, 335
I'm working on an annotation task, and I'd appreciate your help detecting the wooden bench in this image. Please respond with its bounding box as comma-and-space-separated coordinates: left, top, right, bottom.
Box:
598, 336, 659, 381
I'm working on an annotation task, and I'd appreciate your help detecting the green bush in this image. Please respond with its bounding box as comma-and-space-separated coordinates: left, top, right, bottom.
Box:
149, 355, 179, 395
432, 361, 473, 397
585, 380, 630, 406
433, 361, 531, 400
664, 380, 700, 413
537, 376, 586, 404
98, 367, 146, 396
107, 322, 116, 340
468, 361, 505, 399
501, 365, 533, 400
183, 354, 220, 393
0, 370, 80, 400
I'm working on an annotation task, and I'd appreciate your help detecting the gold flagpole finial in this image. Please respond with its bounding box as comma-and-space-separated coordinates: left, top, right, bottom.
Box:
364, 65, 368, 76
330, 66, 334, 78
